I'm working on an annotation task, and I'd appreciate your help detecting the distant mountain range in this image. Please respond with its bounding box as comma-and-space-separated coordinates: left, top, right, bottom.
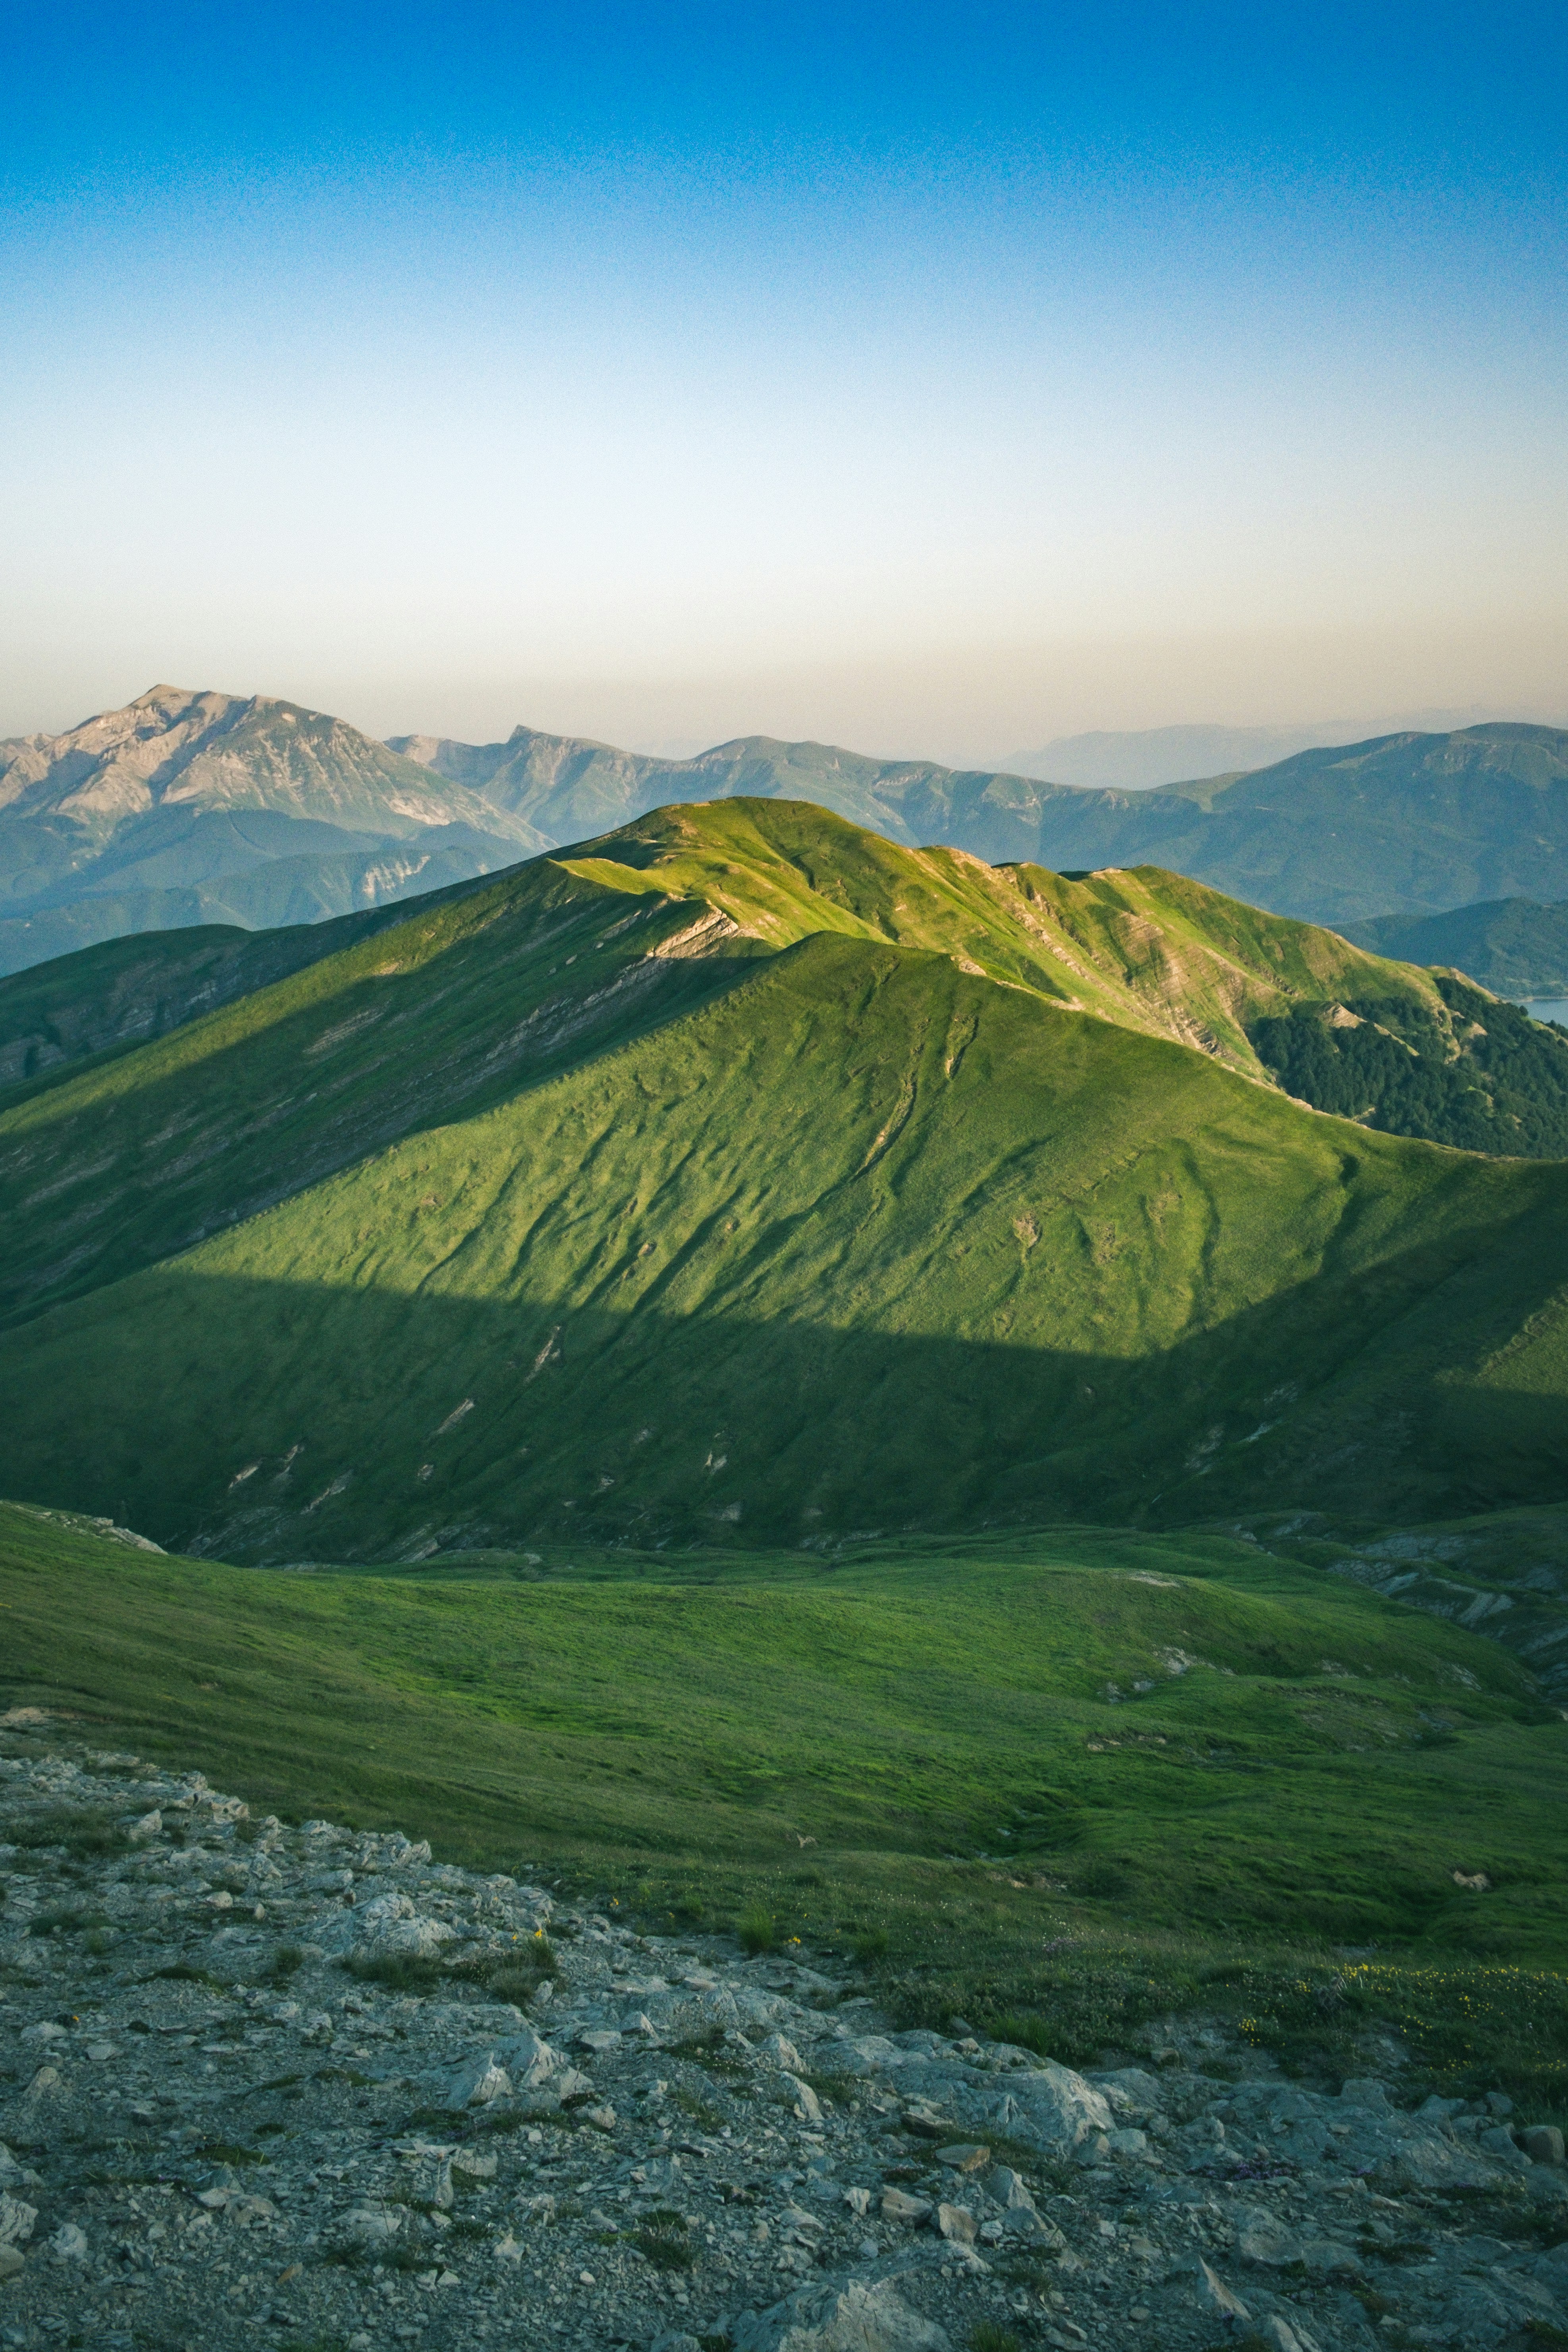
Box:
999, 708, 1529, 791
3, 797, 1566, 1560
8, 685, 1568, 982
401, 714, 1568, 934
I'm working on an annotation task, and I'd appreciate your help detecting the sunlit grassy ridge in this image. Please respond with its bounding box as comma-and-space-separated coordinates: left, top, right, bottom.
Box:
2, 800, 1567, 1558
551, 796, 1442, 1078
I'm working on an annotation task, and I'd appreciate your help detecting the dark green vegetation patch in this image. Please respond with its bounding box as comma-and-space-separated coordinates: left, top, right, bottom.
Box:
1250, 974, 1568, 1156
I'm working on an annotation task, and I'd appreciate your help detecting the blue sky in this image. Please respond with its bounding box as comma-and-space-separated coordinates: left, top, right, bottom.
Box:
2, 2, 1564, 757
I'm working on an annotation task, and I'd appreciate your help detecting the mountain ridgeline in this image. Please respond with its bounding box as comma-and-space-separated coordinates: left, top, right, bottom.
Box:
1, 796, 1566, 1568
8, 685, 1568, 980
400, 715, 1568, 929
6, 796, 1568, 1157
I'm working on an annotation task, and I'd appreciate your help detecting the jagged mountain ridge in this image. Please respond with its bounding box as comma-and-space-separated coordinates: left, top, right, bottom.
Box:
0, 684, 538, 846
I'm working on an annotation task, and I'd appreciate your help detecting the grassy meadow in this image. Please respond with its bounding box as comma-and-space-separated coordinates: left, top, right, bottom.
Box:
6, 1500, 1568, 2096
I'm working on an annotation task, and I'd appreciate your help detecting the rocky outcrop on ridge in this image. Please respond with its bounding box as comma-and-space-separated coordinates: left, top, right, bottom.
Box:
3, 1730, 1567, 2352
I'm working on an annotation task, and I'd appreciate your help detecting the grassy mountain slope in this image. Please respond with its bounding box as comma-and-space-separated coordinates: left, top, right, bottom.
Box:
0, 686, 541, 978
2, 802, 1567, 1559
0, 795, 1466, 1309
5, 1501, 1564, 1972
0, 856, 529, 1097
1346, 897, 1568, 998
0, 838, 763, 1326
12, 790, 1567, 1161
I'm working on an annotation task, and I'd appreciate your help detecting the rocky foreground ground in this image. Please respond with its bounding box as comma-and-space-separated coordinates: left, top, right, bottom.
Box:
3, 1730, 1568, 2351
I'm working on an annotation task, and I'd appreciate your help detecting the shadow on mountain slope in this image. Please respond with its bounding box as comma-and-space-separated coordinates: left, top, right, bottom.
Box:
2, 1209, 1564, 1562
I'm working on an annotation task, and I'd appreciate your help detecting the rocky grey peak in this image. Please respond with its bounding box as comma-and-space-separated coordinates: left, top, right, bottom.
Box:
2, 1738, 1566, 2351
0, 684, 536, 845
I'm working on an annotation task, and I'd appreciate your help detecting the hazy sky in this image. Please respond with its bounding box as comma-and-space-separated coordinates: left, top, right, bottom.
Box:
2, 2, 1565, 763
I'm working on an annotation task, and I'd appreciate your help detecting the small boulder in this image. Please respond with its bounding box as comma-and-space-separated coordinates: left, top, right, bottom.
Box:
443, 2054, 511, 2111
1258, 2319, 1324, 2352
1237, 2209, 1299, 2267
343, 2204, 406, 2242
226, 2194, 276, 2227
0, 2195, 37, 2250
934, 2202, 976, 2245
991, 2167, 1038, 2216
731, 2274, 951, 2350
1522, 2126, 1565, 2166
783, 2073, 822, 2123
496, 2026, 561, 2091
1480, 2125, 1531, 2171
1192, 2258, 1250, 2323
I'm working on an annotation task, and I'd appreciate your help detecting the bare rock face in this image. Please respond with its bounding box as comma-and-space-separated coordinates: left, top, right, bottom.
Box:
1, 1728, 1565, 2352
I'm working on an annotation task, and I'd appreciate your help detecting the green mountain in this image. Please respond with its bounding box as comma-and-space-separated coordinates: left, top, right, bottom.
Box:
2, 797, 1566, 1566
0, 685, 540, 978
13, 794, 1566, 1157
1346, 897, 1568, 998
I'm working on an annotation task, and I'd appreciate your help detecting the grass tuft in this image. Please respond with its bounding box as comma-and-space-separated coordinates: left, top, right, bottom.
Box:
736, 1904, 776, 1957
341, 1949, 444, 1993
8, 1807, 126, 1858
632, 2209, 695, 2271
